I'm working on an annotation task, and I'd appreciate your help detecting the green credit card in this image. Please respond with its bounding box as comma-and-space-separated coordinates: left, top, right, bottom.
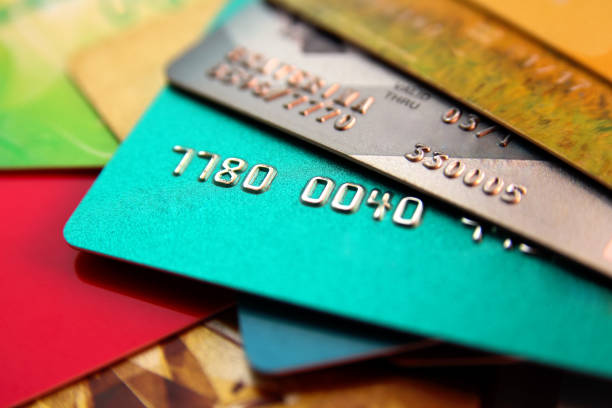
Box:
65, 83, 612, 379
0, 0, 199, 169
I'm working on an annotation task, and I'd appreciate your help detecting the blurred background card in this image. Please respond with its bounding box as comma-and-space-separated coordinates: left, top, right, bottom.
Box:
25, 319, 481, 408
0, 171, 233, 407
238, 297, 437, 375
0, 0, 210, 168
271, 0, 612, 189
466, 0, 612, 82
69, 0, 225, 140
26, 313, 612, 408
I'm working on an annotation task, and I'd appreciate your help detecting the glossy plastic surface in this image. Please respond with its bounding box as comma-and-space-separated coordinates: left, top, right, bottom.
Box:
0, 172, 233, 407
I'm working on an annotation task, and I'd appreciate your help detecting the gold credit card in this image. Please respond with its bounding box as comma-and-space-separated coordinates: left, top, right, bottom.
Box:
270, 0, 612, 189
26, 318, 481, 408
69, 0, 225, 140
466, 0, 612, 83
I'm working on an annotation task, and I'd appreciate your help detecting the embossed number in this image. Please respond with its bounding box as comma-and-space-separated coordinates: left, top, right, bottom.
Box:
331, 183, 366, 213
172, 145, 195, 176
423, 151, 449, 169
483, 176, 504, 195
196, 151, 220, 182
501, 184, 527, 204
213, 158, 248, 187
441, 107, 461, 124
458, 114, 479, 131
242, 164, 277, 193
392, 197, 424, 228
300, 177, 336, 206
405, 143, 431, 162
366, 189, 393, 221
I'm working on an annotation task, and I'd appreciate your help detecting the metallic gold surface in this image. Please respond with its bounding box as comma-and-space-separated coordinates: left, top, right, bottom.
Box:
69, 0, 226, 140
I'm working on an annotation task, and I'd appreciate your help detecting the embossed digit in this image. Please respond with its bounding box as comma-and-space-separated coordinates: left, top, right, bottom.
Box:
423, 151, 449, 169
366, 189, 393, 221
266, 88, 293, 102
172, 145, 195, 176
463, 168, 485, 186
351, 96, 375, 114
334, 89, 360, 107
300, 177, 335, 206
213, 158, 247, 187
331, 183, 366, 214
461, 217, 483, 242
458, 114, 479, 131
392, 197, 423, 228
443, 160, 466, 178
243, 52, 264, 69
442, 107, 461, 124
259, 57, 279, 75
518, 243, 537, 255
223, 67, 248, 85
208, 63, 230, 79
501, 184, 527, 204
226, 46, 247, 62
405, 143, 431, 162
334, 114, 356, 131
498, 134, 512, 147
252, 81, 272, 97
242, 164, 277, 194
475, 126, 496, 138
196, 151, 220, 182
316, 108, 341, 123
301, 76, 325, 94
483, 176, 504, 195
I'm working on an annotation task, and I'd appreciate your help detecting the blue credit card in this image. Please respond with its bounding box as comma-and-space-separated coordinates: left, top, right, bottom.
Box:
64, 83, 612, 380
238, 297, 435, 375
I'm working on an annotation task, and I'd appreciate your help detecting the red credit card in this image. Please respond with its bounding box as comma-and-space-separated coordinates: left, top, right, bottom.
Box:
0, 172, 234, 407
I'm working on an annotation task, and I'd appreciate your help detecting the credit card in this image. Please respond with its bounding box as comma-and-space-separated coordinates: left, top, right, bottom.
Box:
0, 0, 203, 168
65, 85, 612, 380
69, 0, 225, 140
0, 171, 233, 407
465, 0, 612, 83
167, 2, 612, 277
27, 322, 480, 408
238, 297, 436, 375
270, 0, 612, 190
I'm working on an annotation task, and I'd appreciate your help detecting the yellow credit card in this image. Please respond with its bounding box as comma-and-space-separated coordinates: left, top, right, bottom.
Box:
26, 318, 480, 408
69, 0, 225, 141
271, 0, 612, 189
466, 0, 612, 83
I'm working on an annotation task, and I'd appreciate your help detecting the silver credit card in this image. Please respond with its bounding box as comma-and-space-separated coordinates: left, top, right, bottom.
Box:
167, 2, 612, 277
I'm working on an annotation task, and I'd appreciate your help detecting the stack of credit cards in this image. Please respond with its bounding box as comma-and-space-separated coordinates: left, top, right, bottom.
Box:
3, 0, 612, 406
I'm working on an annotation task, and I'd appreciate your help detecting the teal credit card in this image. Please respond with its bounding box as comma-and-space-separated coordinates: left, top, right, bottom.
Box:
65, 85, 612, 379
